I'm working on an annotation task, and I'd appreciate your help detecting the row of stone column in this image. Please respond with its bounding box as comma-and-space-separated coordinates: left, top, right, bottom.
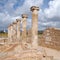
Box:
8, 14, 27, 44
8, 6, 39, 48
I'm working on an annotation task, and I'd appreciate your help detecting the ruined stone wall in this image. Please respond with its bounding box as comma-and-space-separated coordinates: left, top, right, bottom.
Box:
38, 28, 60, 50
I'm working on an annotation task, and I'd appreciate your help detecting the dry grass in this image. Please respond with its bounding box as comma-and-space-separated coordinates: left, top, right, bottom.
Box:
0, 33, 8, 38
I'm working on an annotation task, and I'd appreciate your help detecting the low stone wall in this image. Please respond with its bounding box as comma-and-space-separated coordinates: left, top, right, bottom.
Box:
38, 28, 60, 50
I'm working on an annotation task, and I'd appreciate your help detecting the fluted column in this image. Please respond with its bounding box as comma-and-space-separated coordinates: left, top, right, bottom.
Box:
21, 14, 28, 42
16, 19, 21, 43
13, 22, 17, 43
8, 25, 10, 40
30, 6, 39, 48
8, 24, 13, 43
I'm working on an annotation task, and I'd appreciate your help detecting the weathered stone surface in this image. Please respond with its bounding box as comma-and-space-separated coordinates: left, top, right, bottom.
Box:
27, 29, 32, 44
39, 27, 60, 50
16, 19, 21, 43
12, 22, 17, 43
21, 14, 27, 42
8, 24, 13, 43
30, 6, 39, 48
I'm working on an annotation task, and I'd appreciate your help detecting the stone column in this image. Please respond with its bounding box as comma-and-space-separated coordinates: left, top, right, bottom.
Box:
13, 22, 17, 43
16, 19, 21, 43
21, 14, 28, 42
8, 24, 13, 43
8, 25, 10, 40
30, 6, 39, 48
27, 29, 32, 43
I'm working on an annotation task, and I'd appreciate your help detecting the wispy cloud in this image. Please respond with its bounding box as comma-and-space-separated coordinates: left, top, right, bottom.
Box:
0, 0, 60, 30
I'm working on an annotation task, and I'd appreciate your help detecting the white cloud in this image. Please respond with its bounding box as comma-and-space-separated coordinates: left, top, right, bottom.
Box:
0, 12, 21, 30
0, 0, 60, 30
44, 0, 60, 18
4, 0, 17, 9
0, 0, 44, 22
15, 0, 43, 15
0, 0, 18, 16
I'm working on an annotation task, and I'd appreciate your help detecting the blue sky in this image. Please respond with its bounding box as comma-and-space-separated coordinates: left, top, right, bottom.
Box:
0, 0, 60, 31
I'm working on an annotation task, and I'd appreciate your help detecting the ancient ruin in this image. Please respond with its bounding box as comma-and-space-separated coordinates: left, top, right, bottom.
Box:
16, 19, 21, 43
0, 6, 60, 60
39, 28, 60, 50
31, 6, 39, 48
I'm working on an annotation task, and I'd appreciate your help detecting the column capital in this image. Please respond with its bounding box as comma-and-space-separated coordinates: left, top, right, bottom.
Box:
13, 22, 17, 25
10, 24, 13, 26
16, 19, 21, 22
8, 25, 10, 28
30, 6, 39, 12
8, 24, 13, 27
22, 14, 28, 18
